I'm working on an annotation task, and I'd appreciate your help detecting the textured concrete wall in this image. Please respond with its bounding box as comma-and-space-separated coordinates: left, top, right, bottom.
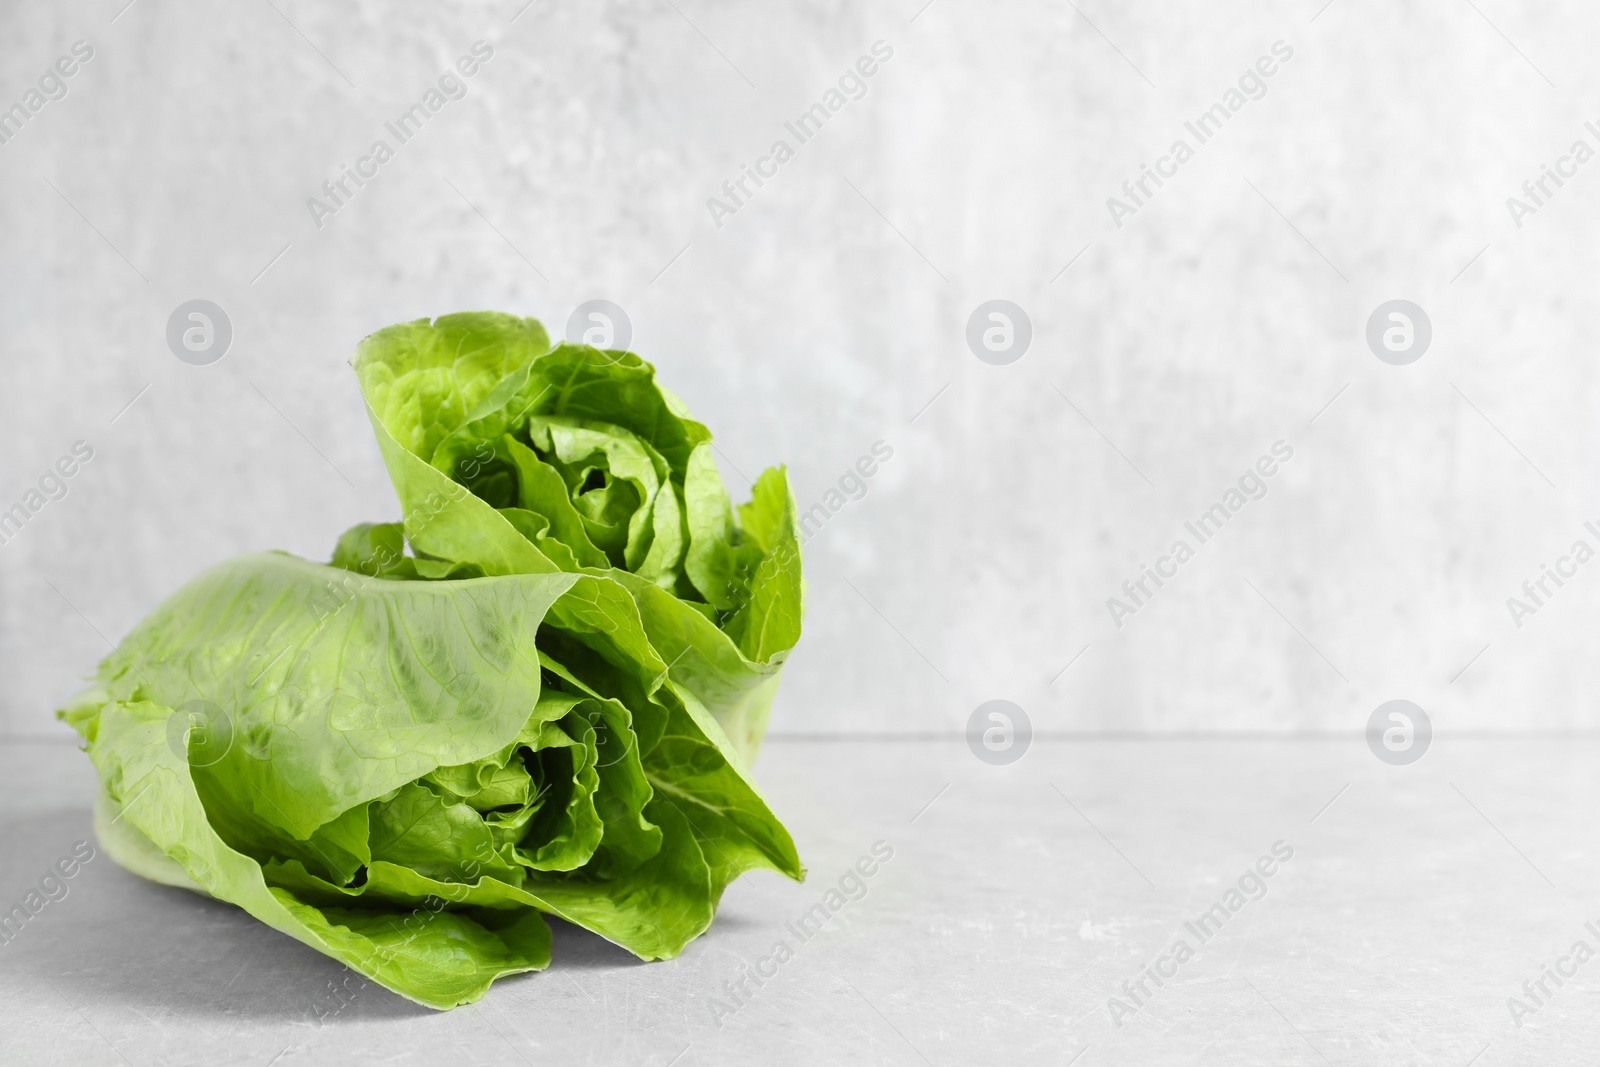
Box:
2, 0, 1595, 737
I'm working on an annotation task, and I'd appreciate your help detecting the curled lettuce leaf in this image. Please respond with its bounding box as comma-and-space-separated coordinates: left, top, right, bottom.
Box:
352, 314, 804, 764
62, 552, 800, 1009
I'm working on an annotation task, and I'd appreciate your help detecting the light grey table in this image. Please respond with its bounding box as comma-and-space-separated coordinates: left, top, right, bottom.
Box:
1, 735, 1592, 1066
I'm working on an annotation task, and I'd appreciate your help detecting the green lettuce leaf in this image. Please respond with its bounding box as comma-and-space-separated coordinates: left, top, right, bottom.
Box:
62, 547, 799, 1006
82, 699, 553, 1012
351, 313, 805, 763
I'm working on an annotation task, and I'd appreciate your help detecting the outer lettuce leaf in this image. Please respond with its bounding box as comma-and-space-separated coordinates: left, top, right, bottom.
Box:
63, 546, 799, 1006
724, 465, 805, 664
611, 574, 789, 767
364, 402, 557, 577
518, 798, 716, 959
93, 552, 576, 841
81, 699, 552, 1011
646, 693, 802, 892
352, 312, 552, 462
683, 443, 753, 610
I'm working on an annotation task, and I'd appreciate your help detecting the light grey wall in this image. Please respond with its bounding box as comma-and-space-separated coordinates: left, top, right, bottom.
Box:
2, 0, 1595, 738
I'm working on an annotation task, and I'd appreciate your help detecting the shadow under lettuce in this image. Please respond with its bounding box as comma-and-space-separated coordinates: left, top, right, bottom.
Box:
1, 808, 657, 1025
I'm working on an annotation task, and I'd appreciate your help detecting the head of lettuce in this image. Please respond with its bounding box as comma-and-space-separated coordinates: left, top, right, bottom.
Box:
58, 312, 805, 1010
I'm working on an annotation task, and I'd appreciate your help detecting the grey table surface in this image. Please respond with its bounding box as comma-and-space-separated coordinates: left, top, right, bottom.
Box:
0, 734, 1593, 1066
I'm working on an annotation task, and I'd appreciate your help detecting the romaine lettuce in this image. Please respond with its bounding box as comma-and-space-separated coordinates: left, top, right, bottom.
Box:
58, 313, 805, 1009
